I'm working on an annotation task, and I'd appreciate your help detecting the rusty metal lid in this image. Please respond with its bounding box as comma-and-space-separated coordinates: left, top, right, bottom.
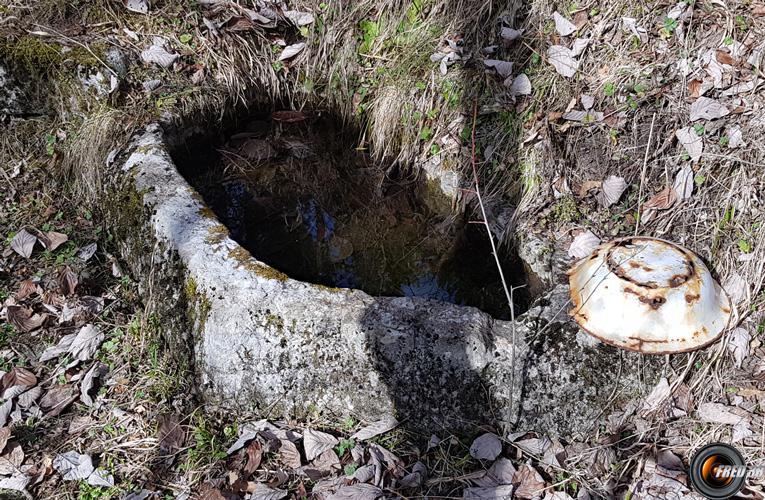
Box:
567, 237, 732, 354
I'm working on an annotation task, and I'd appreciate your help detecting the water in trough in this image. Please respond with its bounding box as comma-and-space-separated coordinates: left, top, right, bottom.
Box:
173, 110, 529, 319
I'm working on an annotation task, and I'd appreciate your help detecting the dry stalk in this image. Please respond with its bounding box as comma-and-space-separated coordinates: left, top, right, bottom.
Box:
469, 99, 517, 416
635, 112, 657, 236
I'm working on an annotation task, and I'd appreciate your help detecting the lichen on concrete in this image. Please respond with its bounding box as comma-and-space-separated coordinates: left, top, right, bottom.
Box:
106, 124, 664, 438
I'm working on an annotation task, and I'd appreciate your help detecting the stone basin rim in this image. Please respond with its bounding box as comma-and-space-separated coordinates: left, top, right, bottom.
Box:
110, 122, 660, 437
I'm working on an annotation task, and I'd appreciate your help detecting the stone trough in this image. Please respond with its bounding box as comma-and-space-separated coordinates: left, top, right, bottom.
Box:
106, 124, 659, 438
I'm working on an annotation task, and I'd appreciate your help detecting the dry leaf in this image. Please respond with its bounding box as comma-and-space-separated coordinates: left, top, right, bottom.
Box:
17, 386, 42, 408
469, 433, 502, 461
553, 11, 577, 36
10, 229, 36, 258
0, 428, 10, 455
303, 429, 338, 462
723, 272, 747, 304
697, 403, 746, 425
58, 266, 78, 296
6, 305, 45, 332
1, 367, 37, 397
568, 231, 601, 259
690, 97, 730, 121
81, 362, 109, 407
125, 0, 149, 14
728, 328, 751, 368
278, 43, 305, 61
675, 127, 703, 162
727, 125, 746, 149
87, 468, 114, 488
68, 416, 93, 435
0, 401, 10, 428
732, 420, 752, 443
53, 451, 94, 481
0, 444, 24, 476
311, 449, 340, 472
272, 110, 306, 123
514, 437, 552, 456
350, 415, 399, 441
277, 439, 301, 468
514, 465, 546, 499
547, 45, 578, 77
39, 385, 77, 416
158, 413, 185, 455
622, 17, 648, 43
16, 280, 38, 300
464, 486, 515, 499
191, 67, 205, 85
69, 324, 104, 363
643, 186, 677, 210
284, 10, 314, 26
484, 59, 514, 78
398, 461, 427, 488
140, 41, 179, 68
578, 179, 601, 197
688, 79, 702, 98
580, 94, 595, 110
327, 483, 382, 500
36, 231, 68, 251
473, 457, 516, 487
715, 49, 736, 66
77, 243, 97, 262
0, 473, 29, 494
500, 27, 522, 41
249, 483, 288, 500
672, 165, 694, 200
571, 37, 589, 57
39, 333, 76, 362
642, 377, 670, 414
508, 74, 532, 96
244, 441, 263, 475
597, 176, 627, 207
562, 110, 602, 122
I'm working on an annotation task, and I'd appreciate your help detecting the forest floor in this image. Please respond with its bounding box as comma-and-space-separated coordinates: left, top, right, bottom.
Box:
2, 0, 765, 498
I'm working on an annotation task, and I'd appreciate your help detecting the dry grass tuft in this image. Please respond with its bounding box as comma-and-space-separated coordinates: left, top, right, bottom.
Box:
61, 106, 137, 201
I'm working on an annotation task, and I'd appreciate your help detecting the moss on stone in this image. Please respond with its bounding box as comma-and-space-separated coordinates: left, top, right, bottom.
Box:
185, 276, 212, 336
228, 246, 290, 282
551, 195, 581, 223
264, 313, 284, 330
312, 283, 348, 294
0, 37, 61, 73
205, 224, 229, 245
0, 36, 102, 76
198, 206, 217, 219
422, 176, 453, 215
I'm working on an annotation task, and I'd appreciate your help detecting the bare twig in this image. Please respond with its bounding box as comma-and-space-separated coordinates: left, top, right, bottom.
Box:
31, 24, 118, 77
635, 113, 657, 236
470, 99, 517, 415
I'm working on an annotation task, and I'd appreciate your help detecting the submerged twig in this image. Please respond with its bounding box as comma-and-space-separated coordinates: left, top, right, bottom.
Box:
469, 99, 517, 415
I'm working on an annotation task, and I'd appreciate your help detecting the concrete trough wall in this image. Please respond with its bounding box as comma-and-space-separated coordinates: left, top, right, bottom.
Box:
106, 124, 659, 437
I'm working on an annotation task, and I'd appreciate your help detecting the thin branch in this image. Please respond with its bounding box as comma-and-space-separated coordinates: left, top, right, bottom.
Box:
470, 99, 518, 416
635, 113, 657, 236
31, 24, 118, 77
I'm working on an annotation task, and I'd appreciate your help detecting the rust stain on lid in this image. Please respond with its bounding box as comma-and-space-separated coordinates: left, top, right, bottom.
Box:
568, 237, 731, 354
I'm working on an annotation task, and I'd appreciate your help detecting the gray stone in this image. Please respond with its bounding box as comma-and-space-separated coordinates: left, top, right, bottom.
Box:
0, 65, 27, 120
105, 124, 662, 438
105, 47, 129, 77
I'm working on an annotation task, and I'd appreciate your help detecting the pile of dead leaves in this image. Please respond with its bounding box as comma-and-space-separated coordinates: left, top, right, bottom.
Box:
0, 227, 118, 496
